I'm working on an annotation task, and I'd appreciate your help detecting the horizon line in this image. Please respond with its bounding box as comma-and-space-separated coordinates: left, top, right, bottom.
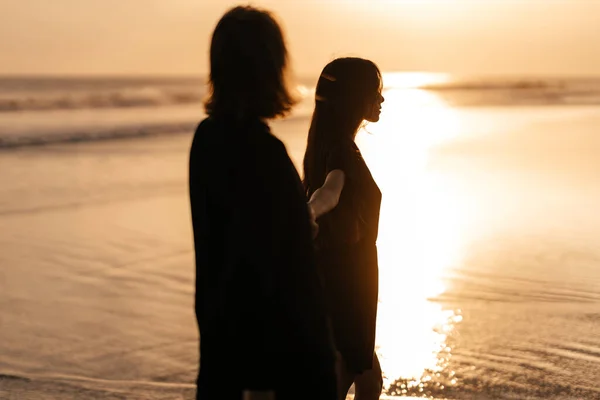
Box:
0, 71, 599, 81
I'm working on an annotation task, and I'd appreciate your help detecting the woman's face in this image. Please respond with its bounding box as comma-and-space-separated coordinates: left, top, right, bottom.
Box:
364, 89, 385, 123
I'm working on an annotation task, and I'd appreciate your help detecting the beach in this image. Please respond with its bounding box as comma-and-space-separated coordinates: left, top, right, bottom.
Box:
1, 75, 600, 399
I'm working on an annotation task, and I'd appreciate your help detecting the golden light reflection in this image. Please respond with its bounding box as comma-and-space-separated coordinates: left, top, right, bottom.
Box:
382, 72, 451, 89
356, 75, 467, 392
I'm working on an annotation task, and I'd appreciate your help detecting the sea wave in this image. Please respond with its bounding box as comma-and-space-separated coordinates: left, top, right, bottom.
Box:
2, 76, 600, 112
0, 77, 316, 113
0, 121, 198, 149
0, 86, 205, 112
418, 78, 600, 107
0, 111, 313, 150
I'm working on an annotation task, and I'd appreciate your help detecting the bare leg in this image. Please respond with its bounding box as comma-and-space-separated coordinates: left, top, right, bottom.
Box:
354, 353, 383, 400
336, 352, 356, 400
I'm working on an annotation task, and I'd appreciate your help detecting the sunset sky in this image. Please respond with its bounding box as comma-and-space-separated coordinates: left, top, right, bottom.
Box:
1, 0, 599, 77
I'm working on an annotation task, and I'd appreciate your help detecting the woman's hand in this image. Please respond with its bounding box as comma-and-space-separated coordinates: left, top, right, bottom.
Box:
308, 202, 319, 239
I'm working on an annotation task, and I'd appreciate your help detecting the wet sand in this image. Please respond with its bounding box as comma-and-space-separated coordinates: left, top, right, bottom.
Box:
2, 102, 600, 399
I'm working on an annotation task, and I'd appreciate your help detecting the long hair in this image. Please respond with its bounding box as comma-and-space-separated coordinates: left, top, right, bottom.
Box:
303, 57, 382, 195
205, 6, 297, 120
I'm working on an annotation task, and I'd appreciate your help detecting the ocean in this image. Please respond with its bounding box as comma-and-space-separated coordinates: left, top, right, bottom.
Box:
1, 73, 599, 399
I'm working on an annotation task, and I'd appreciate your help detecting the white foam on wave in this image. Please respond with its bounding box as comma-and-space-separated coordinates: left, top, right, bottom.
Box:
0, 92, 315, 149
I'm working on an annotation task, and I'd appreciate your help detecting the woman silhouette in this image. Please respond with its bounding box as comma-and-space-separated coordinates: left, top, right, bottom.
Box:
304, 57, 385, 400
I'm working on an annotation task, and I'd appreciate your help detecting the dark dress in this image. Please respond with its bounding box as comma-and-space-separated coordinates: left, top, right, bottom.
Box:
189, 117, 337, 400
313, 139, 382, 374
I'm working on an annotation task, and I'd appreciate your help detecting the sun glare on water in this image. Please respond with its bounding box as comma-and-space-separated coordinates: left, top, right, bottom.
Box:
383, 72, 451, 89
356, 72, 466, 393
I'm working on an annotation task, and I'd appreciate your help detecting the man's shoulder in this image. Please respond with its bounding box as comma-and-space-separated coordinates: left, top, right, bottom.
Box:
190, 117, 226, 156
190, 117, 292, 165
192, 117, 213, 143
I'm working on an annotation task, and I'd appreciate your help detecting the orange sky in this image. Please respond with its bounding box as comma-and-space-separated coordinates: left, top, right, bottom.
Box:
0, 0, 598, 76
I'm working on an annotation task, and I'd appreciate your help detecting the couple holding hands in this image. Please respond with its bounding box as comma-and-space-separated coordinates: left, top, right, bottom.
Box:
189, 6, 385, 400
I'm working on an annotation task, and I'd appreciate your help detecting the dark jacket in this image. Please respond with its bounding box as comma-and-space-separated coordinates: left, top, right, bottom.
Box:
189, 117, 336, 397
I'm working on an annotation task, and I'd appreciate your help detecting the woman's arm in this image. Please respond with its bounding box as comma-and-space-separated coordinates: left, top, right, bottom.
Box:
307, 169, 345, 219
